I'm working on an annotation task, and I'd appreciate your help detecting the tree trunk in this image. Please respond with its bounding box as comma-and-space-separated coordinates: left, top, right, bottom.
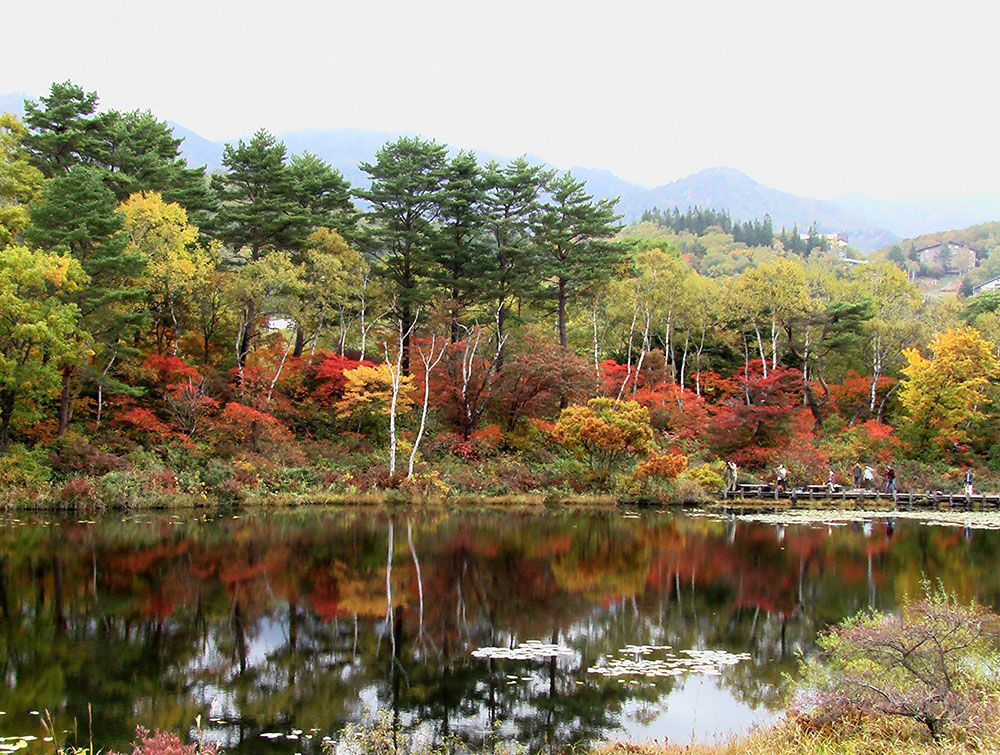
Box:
494, 300, 507, 372
238, 299, 255, 366
292, 328, 305, 359
57, 367, 72, 436
557, 278, 568, 348
0, 389, 14, 454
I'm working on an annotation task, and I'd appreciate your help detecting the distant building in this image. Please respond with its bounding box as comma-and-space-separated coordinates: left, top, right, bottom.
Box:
829, 232, 849, 249
838, 254, 869, 265
914, 241, 978, 274
972, 275, 1000, 296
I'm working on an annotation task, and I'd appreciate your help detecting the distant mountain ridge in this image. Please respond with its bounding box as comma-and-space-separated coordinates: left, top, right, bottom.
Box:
5, 90, 1000, 251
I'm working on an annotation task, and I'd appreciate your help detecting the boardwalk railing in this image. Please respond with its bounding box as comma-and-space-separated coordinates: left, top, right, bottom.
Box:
720, 484, 1000, 508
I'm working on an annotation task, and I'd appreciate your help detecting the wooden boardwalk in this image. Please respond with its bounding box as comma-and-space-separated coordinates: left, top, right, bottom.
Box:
720, 484, 1000, 508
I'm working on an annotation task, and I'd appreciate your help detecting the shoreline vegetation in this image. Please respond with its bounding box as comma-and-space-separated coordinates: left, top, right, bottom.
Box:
4, 82, 1000, 514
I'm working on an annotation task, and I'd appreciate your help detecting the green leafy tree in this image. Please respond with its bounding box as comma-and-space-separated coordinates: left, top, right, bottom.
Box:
24, 82, 215, 224
536, 172, 627, 348
286, 152, 355, 356
0, 114, 45, 247
286, 151, 355, 240
100, 109, 216, 224
0, 247, 89, 452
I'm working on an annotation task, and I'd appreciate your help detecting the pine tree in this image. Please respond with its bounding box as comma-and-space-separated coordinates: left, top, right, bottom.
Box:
535, 171, 628, 348
286, 151, 355, 241
433, 151, 488, 342
22, 81, 110, 175
481, 158, 549, 364
24, 164, 146, 433
356, 136, 448, 372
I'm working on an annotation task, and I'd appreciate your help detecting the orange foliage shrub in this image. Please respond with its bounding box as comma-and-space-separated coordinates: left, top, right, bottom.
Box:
633, 451, 689, 482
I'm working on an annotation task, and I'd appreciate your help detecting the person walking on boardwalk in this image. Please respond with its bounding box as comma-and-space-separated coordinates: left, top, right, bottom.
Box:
964, 468, 974, 497
827, 468, 836, 494
775, 463, 788, 493
863, 464, 875, 490
853, 462, 862, 489
884, 464, 896, 494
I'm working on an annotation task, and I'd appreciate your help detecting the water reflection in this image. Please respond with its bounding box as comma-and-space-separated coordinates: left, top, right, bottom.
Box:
0, 508, 997, 752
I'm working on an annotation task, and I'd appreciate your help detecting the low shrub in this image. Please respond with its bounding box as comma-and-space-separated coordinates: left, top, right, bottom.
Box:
47, 434, 125, 477
0, 444, 52, 490
796, 584, 1000, 743
109, 726, 219, 755
684, 462, 725, 492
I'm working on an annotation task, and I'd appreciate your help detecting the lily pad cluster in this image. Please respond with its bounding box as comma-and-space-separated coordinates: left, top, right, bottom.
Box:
731, 509, 1000, 530
471, 639, 575, 660
588, 646, 751, 678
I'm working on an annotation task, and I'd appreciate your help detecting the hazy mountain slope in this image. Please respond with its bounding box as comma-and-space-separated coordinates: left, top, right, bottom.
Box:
167, 122, 225, 171
834, 193, 1000, 240
570, 166, 896, 250
11, 89, 997, 251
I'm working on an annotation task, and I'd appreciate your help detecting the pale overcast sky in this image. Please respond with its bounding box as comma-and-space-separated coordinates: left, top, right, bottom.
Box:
4, 0, 998, 199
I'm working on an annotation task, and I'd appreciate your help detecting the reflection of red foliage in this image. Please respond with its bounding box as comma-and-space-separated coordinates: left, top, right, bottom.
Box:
309, 574, 342, 621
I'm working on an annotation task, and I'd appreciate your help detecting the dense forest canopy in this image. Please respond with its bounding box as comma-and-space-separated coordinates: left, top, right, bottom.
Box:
2, 81, 1000, 503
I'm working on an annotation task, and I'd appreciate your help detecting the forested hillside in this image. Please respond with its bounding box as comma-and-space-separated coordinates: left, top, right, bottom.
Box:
2, 82, 1000, 505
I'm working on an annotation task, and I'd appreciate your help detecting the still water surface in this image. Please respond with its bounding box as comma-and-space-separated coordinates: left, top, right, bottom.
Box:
1, 506, 998, 752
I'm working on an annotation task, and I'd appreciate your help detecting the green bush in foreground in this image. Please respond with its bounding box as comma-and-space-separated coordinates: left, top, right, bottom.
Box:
797, 586, 1000, 743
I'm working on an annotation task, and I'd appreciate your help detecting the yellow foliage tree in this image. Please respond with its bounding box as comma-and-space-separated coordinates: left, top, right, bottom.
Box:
0, 114, 45, 247
899, 327, 1000, 459
335, 364, 414, 422
120, 191, 214, 353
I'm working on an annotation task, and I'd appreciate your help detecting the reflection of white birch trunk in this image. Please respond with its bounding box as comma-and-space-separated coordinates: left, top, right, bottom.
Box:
408, 335, 448, 478
407, 520, 424, 640
385, 522, 395, 656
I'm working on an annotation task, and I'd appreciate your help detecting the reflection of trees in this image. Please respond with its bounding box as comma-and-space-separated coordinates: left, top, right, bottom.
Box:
1, 511, 999, 751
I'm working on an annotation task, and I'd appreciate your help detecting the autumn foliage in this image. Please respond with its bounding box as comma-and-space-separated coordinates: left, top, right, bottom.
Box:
554, 398, 654, 473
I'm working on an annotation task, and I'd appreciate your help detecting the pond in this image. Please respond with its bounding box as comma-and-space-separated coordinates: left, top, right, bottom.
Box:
2, 506, 999, 753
